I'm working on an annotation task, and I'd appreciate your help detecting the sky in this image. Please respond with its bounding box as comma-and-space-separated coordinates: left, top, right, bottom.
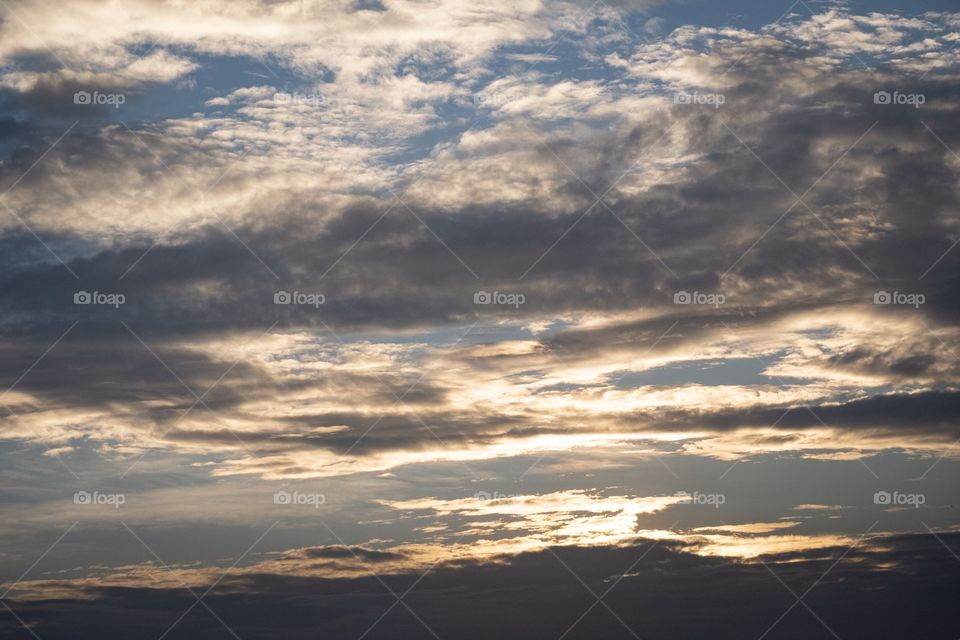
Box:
0, 0, 959, 638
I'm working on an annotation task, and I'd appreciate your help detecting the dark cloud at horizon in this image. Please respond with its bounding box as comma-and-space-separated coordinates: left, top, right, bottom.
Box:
2, 533, 958, 640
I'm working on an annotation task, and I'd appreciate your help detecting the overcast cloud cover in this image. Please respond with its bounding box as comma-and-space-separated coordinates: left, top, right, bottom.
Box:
1, 0, 959, 638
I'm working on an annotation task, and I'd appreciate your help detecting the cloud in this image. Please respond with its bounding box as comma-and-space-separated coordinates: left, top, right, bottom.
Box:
0, 6, 959, 481
2, 6, 959, 638
4, 532, 958, 639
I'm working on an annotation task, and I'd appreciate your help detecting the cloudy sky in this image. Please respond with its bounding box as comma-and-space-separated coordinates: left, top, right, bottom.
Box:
1, 0, 959, 637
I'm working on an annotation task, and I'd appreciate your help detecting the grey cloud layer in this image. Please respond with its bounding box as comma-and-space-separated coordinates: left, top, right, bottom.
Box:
3, 533, 958, 640
1, 8, 959, 473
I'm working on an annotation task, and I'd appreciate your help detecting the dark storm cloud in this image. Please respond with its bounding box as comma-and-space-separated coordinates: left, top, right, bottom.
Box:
295, 545, 405, 561
660, 389, 960, 438
2, 532, 958, 639
3, 89, 960, 339
828, 345, 951, 380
